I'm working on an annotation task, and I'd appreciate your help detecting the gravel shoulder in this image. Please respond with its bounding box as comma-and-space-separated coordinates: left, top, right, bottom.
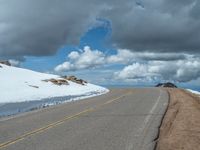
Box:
156, 88, 200, 150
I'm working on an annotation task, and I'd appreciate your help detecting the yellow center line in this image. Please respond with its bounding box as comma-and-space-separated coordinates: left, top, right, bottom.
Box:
0, 91, 131, 149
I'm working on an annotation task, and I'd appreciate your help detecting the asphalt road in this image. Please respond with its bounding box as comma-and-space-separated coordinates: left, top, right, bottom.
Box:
0, 88, 168, 150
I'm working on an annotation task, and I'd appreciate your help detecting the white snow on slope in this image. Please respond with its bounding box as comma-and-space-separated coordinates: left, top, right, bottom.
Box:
0, 64, 109, 103
186, 89, 200, 96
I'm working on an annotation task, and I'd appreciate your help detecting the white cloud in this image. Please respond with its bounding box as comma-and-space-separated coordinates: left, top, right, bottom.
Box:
107, 49, 135, 64
55, 46, 105, 72
68, 51, 80, 60
115, 58, 200, 83
55, 47, 135, 72
115, 63, 148, 79
55, 62, 74, 72
55, 46, 200, 83
55, 47, 189, 72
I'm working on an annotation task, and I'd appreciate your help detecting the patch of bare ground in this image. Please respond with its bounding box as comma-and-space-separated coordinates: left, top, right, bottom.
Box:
156, 88, 200, 150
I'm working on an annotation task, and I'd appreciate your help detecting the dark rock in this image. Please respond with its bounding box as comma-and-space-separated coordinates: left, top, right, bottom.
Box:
155, 83, 163, 87
57, 79, 69, 85
67, 76, 77, 80
43, 75, 87, 86
155, 82, 177, 88
28, 85, 39, 88
0, 60, 11, 66
61, 75, 68, 79
63, 75, 87, 85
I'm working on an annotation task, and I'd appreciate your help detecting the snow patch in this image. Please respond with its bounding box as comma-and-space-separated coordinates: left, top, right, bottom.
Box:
186, 89, 200, 96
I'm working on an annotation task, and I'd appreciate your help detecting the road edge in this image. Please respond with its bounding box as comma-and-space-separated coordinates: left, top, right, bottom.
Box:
153, 88, 170, 150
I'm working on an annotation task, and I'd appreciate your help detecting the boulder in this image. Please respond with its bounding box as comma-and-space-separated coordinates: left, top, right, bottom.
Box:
0, 60, 11, 66
57, 79, 69, 85
67, 76, 77, 81
61, 75, 87, 85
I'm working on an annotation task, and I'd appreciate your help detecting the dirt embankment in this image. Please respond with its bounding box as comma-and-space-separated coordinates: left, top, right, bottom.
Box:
156, 88, 200, 150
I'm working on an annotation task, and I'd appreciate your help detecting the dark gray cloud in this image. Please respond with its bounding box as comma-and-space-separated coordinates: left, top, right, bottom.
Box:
1, 0, 200, 59
108, 0, 200, 53
0, 0, 103, 58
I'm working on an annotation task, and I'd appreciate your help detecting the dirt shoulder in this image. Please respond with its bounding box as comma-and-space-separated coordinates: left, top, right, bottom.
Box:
156, 88, 200, 150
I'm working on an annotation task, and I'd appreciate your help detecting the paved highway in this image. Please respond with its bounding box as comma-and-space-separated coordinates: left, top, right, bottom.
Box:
0, 88, 168, 150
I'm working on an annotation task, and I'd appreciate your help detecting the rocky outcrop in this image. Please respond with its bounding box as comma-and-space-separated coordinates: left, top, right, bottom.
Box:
0, 60, 11, 66
42, 76, 87, 86
42, 78, 69, 86
155, 82, 177, 88
62, 76, 87, 85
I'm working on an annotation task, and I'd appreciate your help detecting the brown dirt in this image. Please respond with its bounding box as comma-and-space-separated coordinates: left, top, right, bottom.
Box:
156, 88, 200, 150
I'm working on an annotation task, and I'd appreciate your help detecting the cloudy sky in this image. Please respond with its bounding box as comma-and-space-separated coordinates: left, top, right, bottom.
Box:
1, 0, 200, 89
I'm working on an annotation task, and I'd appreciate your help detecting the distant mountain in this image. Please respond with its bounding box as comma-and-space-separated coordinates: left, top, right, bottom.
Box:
155, 82, 177, 88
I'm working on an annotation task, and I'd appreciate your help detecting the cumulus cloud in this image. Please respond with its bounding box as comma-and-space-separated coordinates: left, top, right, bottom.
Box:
115, 63, 149, 79
55, 46, 105, 72
115, 58, 200, 83
1, 0, 200, 60
55, 46, 193, 73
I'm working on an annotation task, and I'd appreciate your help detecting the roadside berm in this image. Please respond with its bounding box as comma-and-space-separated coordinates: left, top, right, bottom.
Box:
156, 88, 200, 150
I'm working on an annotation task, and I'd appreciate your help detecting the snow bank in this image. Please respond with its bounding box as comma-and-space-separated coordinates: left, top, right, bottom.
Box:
186, 89, 200, 96
0, 64, 109, 104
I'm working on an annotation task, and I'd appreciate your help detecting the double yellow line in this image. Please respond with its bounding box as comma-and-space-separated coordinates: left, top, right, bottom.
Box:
0, 92, 131, 149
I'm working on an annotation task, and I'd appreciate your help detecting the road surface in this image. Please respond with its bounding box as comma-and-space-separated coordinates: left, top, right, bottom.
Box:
0, 88, 168, 150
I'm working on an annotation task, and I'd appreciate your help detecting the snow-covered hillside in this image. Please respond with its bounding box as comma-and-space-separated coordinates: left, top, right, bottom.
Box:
0, 64, 109, 104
